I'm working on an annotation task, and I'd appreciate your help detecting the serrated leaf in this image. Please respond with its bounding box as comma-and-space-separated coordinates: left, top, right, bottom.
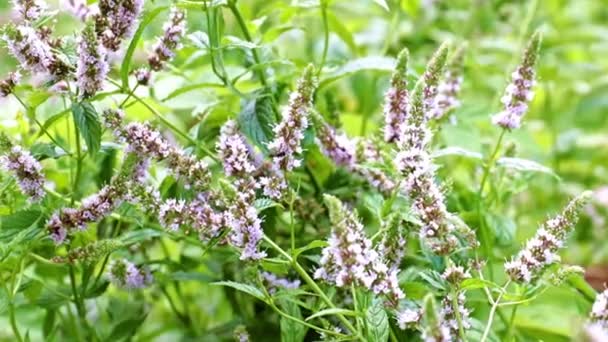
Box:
212, 281, 266, 301
279, 299, 307, 342
71, 101, 101, 156
30, 143, 67, 160
497, 157, 559, 179
107, 314, 148, 341
121, 6, 169, 89
366, 300, 389, 342
237, 93, 277, 153
305, 308, 358, 321
319, 57, 396, 89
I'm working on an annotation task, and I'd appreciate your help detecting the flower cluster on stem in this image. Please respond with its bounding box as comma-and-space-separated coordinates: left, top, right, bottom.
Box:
421, 43, 449, 119
315, 195, 405, 304
12, 0, 47, 22
46, 154, 145, 244
77, 23, 108, 99
3, 24, 54, 73
395, 77, 460, 254
492, 32, 541, 130
590, 289, 608, 328
429, 45, 465, 120
261, 271, 301, 293
108, 258, 153, 289
0, 134, 45, 201
148, 7, 187, 71
312, 111, 357, 168
103, 109, 211, 192
95, 0, 144, 51
505, 192, 591, 282
383, 48, 409, 143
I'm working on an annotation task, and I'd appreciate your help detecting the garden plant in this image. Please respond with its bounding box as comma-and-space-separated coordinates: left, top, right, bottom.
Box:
0, 0, 607, 341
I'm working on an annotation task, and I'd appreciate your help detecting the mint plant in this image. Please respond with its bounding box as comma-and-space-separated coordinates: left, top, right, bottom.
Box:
0, 0, 603, 341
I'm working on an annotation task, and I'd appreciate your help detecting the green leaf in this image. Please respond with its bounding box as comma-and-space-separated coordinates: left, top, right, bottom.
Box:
71, 101, 101, 156
326, 12, 357, 53
0, 209, 42, 231
366, 300, 389, 342
305, 308, 358, 321
237, 93, 277, 153
497, 157, 559, 179
30, 143, 67, 160
460, 278, 501, 291
119, 228, 163, 245
279, 300, 307, 342
107, 314, 148, 341
121, 6, 169, 89
485, 212, 516, 246
254, 198, 282, 212
293, 240, 328, 257
212, 281, 266, 301
319, 57, 396, 89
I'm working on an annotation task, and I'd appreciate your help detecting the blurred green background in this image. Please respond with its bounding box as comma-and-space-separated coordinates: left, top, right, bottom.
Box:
1, 0, 608, 340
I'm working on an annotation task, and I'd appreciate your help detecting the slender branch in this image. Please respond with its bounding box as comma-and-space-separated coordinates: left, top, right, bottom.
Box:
227, 0, 268, 87
262, 235, 362, 339
318, 1, 330, 76
481, 281, 510, 342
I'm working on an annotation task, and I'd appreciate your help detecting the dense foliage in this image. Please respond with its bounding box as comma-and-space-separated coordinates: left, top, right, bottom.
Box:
0, 0, 607, 341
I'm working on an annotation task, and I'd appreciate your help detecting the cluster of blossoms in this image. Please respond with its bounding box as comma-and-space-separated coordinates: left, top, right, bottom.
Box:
148, 7, 187, 71
3, 24, 54, 73
426, 292, 471, 342
315, 195, 404, 304
383, 48, 409, 143
154, 195, 224, 240
0, 71, 21, 98
47, 154, 145, 244
12, 0, 47, 22
77, 23, 108, 99
505, 192, 590, 282
267, 65, 316, 171
108, 259, 153, 289
394, 45, 463, 255
94, 0, 144, 51
397, 308, 422, 330
421, 42, 450, 119
0, 135, 45, 201
261, 271, 301, 293
377, 214, 409, 272
428, 45, 465, 120
233, 325, 250, 342
590, 289, 608, 328
312, 111, 357, 168
217, 120, 267, 260
103, 109, 211, 192
259, 66, 317, 199
492, 32, 541, 130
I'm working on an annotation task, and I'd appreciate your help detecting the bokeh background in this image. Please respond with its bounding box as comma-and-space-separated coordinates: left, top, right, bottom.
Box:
1, 0, 608, 340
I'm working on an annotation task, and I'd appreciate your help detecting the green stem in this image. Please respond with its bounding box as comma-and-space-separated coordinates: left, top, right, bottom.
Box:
452, 290, 467, 341
262, 235, 361, 339
72, 120, 83, 203
481, 281, 510, 342
476, 129, 506, 280
318, 1, 330, 76
351, 284, 363, 336
505, 305, 519, 341
227, 0, 268, 87
119, 84, 139, 108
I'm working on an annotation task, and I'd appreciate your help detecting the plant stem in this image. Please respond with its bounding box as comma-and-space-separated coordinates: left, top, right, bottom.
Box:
72, 120, 83, 203
452, 290, 467, 341
318, 0, 330, 76
351, 284, 362, 336
481, 281, 510, 342
476, 129, 506, 281
262, 235, 361, 339
505, 305, 519, 341
227, 0, 268, 87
